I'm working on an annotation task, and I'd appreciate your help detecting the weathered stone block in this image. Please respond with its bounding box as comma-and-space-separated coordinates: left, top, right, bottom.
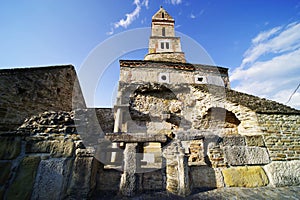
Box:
224, 146, 247, 165
190, 166, 224, 188
222, 166, 269, 187
0, 187, 4, 200
142, 170, 164, 190
31, 158, 72, 200
0, 162, 11, 186
66, 157, 98, 199
246, 147, 270, 164
97, 169, 121, 191
245, 135, 265, 146
221, 136, 245, 146
75, 147, 95, 157
0, 137, 21, 159
6, 156, 41, 200
224, 146, 270, 166
51, 140, 74, 158
26, 140, 74, 158
26, 140, 51, 153
264, 160, 300, 186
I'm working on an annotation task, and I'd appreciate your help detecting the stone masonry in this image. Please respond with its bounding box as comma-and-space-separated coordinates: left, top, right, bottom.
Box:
0, 65, 86, 133
0, 6, 300, 199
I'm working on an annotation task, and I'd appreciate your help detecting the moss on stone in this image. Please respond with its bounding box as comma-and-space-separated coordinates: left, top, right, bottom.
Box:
6, 156, 40, 200
0, 162, 12, 185
0, 137, 21, 160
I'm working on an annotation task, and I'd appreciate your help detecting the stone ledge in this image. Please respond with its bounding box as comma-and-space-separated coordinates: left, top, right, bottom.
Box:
105, 133, 167, 143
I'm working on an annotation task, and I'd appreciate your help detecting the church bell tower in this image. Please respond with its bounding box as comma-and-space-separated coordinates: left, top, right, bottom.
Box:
144, 6, 186, 63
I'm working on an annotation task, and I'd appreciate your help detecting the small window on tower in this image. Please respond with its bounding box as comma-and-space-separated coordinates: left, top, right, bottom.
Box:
198, 77, 203, 82
162, 27, 165, 36
166, 42, 169, 49
162, 12, 164, 18
161, 42, 164, 49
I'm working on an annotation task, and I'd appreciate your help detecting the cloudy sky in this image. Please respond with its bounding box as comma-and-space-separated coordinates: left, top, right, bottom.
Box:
0, 0, 300, 109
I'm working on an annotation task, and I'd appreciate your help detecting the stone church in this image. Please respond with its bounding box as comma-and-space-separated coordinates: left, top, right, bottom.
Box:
0, 7, 299, 199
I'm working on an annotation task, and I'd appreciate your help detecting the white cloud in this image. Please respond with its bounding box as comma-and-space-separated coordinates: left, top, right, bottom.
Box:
114, 0, 142, 29
190, 13, 196, 19
189, 10, 205, 19
230, 21, 300, 109
143, 0, 149, 9
109, 0, 150, 34
239, 22, 300, 68
175, 24, 181, 29
251, 26, 281, 44
109, 0, 183, 34
199, 9, 205, 16
141, 17, 147, 25
165, 0, 182, 5
106, 28, 114, 35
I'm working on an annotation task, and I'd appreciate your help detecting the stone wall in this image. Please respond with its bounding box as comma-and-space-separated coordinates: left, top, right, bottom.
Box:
95, 108, 114, 134
119, 60, 230, 88
0, 65, 86, 133
0, 110, 168, 199
0, 110, 107, 199
1, 63, 300, 198
258, 114, 300, 161
190, 134, 300, 189
115, 81, 300, 195
0, 103, 299, 198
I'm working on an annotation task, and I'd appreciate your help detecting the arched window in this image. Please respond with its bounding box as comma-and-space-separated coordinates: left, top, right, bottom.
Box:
162, 27, 165, 36
166, 42, 169, 49
162, 12, 164, 18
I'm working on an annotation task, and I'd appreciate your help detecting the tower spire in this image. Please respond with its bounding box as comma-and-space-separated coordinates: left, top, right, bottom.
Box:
144, 7, 186, 63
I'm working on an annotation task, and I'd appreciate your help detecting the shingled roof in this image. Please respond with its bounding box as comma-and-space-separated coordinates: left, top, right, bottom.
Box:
193, 85, 300, 114
226, 89, 300, 114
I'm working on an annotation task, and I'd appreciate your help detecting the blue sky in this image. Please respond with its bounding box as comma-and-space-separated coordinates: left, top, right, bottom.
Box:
1, 0, 300, 109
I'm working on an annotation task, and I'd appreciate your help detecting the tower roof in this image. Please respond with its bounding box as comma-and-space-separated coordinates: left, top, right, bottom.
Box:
145, 6, 185, 63
152, 6, 174, 22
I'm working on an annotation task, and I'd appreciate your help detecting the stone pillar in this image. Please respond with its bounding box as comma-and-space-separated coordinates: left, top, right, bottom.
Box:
163, 140, 191, 197
111, 107, 123, 163
119, 143, 138, 197
114, 107, 123, 133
